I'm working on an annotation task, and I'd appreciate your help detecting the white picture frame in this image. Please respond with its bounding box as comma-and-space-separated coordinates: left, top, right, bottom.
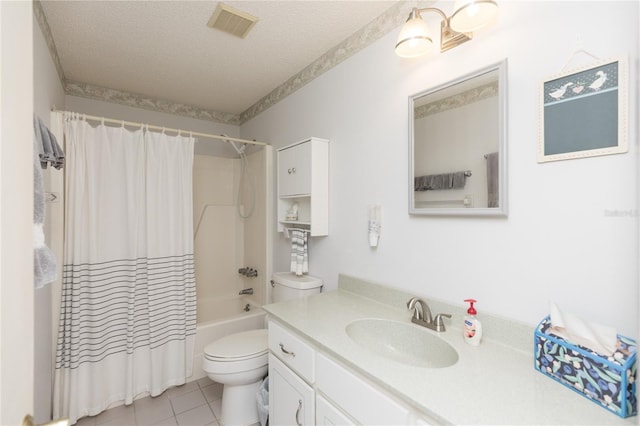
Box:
538, 55, 628, 163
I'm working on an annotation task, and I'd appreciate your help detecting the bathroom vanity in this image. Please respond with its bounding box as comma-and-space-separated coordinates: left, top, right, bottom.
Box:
268, 319, 428, 425
264, 275, 636, 425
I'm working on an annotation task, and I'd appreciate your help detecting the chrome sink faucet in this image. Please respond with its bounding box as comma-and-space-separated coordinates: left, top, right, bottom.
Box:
406, 297, 451, 332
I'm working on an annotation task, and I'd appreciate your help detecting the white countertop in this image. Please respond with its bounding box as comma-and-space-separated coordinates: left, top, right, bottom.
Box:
263, 283, 637, 425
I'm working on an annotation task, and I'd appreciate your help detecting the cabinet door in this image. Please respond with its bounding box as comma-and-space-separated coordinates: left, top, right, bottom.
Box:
316, 394, 356, 426
269, 354, 315, 426
278, 141, 311, 197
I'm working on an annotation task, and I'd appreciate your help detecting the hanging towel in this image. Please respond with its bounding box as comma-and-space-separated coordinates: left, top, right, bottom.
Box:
415, 171, 468, 191
289, 229, 308, 276
485, 152, 499, 207
33, 134, 57, 288
34, 115, 65, 169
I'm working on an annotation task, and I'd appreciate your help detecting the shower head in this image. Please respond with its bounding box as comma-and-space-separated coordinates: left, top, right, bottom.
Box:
222, 134, 246, 156
232, 141, 246, 156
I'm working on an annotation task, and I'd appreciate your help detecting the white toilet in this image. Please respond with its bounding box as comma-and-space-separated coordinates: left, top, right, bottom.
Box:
202, 272, 323, 426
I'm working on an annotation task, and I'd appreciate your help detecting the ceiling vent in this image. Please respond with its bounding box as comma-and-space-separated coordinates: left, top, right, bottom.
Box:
207, 3, 258, 38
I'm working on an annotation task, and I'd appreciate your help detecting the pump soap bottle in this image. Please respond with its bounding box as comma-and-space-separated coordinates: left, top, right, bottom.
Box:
463, 299, 482, 346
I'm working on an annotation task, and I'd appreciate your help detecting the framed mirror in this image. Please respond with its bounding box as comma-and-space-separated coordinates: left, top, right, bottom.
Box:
409, 59, 508, 216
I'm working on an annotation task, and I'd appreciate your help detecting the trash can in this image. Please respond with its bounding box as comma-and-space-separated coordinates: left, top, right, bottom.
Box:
256, 376, 269, 426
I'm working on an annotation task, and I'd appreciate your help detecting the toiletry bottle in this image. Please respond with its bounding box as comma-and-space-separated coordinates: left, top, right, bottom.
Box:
463, 299, 482, 346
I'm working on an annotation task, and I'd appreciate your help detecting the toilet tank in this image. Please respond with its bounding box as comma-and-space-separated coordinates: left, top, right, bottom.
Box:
271, 272, 323, 303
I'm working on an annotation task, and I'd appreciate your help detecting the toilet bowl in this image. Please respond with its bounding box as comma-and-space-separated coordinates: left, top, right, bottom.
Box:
202, 273, 322, 425
202, 329, 268, 426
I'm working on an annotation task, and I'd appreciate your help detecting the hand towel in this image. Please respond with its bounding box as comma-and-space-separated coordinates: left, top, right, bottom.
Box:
33, 134, 57, 288
485, 152, 499, 207
34, 115, 65, 169
289, 229, 308, 276
415, 171, 468, 191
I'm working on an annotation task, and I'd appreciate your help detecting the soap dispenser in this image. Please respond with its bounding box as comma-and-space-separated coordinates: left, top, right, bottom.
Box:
463, 299, 482, 346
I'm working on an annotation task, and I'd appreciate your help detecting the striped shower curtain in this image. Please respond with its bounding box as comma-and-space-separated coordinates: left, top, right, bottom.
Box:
53, 114, 196, 424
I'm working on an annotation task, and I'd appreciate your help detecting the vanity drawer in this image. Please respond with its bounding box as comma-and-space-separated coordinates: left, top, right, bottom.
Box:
268, 320, 315, 383
316, 353, 410, 425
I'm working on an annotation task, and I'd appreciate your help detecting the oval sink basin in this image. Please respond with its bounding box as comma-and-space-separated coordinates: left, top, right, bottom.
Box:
345, 318, 458, 368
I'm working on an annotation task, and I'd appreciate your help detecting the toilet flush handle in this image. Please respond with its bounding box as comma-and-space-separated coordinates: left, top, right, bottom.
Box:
279, 343, 295, 357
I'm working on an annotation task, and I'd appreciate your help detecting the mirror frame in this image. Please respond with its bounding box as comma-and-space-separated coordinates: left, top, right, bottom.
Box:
408, 59, 508, 217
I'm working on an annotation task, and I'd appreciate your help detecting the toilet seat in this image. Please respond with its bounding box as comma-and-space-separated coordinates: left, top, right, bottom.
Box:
204, 329, 268, 360
203, 329, 268, 374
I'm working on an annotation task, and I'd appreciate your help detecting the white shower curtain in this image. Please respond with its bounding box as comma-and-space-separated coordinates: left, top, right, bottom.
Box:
53, 114, 196, 424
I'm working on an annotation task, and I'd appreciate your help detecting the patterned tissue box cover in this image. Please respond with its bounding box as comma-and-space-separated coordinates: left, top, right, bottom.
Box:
534, 316, 637, 418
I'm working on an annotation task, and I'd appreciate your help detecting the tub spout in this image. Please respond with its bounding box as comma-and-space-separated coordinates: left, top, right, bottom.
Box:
239, 288, 253, 295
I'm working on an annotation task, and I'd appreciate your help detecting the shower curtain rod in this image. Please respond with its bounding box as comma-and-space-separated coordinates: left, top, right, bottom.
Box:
52, 110, 268, 147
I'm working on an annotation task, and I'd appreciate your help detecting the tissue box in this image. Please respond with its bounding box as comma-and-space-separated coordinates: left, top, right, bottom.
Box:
534, 316, 637, 418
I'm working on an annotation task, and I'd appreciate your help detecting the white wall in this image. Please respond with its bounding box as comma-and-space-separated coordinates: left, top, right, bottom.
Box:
1, 2, 35, 423
33, 14, 65, 424
241, 1, 639, 337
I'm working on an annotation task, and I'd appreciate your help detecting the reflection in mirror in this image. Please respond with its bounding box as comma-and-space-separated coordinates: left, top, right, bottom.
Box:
409, 60, 507, 216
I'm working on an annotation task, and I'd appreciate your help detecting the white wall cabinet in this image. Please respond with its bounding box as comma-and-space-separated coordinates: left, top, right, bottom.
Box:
278, 140, 312, 197
277, 138, 329, 236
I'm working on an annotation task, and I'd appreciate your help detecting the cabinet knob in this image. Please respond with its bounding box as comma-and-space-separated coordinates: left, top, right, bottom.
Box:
288, 167, 296, 174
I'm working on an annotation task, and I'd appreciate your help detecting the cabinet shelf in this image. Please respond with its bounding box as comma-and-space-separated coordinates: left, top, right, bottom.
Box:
279, 220, 311, 226
279, 194, 311, 199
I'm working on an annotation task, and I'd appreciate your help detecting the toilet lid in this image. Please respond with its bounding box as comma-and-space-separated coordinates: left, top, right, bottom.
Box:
204, 329, 268, 360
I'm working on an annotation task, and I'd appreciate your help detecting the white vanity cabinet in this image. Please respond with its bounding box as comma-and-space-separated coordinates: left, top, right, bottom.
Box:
277, 137, 329, 236
315, 394, 356, 426
268, 318, 437, 426
268, 320, 316, 425
315, 353, 412, 425
270, 354, 315, 426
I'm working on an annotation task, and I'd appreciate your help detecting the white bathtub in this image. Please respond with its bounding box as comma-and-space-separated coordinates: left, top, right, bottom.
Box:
190, 296, 266, 382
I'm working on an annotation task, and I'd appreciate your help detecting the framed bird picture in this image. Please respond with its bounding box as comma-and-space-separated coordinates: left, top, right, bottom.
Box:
538, 55, 628, 162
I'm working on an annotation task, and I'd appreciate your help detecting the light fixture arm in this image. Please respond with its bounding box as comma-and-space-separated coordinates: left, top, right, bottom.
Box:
403, 7, 470, 53
411, 7, 449, 24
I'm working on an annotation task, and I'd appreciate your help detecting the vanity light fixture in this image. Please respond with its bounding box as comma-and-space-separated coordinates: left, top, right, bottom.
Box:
395, 0, 498, 58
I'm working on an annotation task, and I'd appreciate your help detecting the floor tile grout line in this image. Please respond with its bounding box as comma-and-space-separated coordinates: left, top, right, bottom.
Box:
86, 380, 224, 426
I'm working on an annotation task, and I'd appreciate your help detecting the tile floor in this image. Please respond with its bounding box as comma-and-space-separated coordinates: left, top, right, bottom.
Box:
74, 377, 260, 426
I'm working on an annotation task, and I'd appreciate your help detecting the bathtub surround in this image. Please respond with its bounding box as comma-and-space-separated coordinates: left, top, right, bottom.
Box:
193, 147, 272, 312
53, 114, 196, 424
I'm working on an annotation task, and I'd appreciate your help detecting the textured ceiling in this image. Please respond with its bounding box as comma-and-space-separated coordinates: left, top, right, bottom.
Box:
40, 1, 402, 122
